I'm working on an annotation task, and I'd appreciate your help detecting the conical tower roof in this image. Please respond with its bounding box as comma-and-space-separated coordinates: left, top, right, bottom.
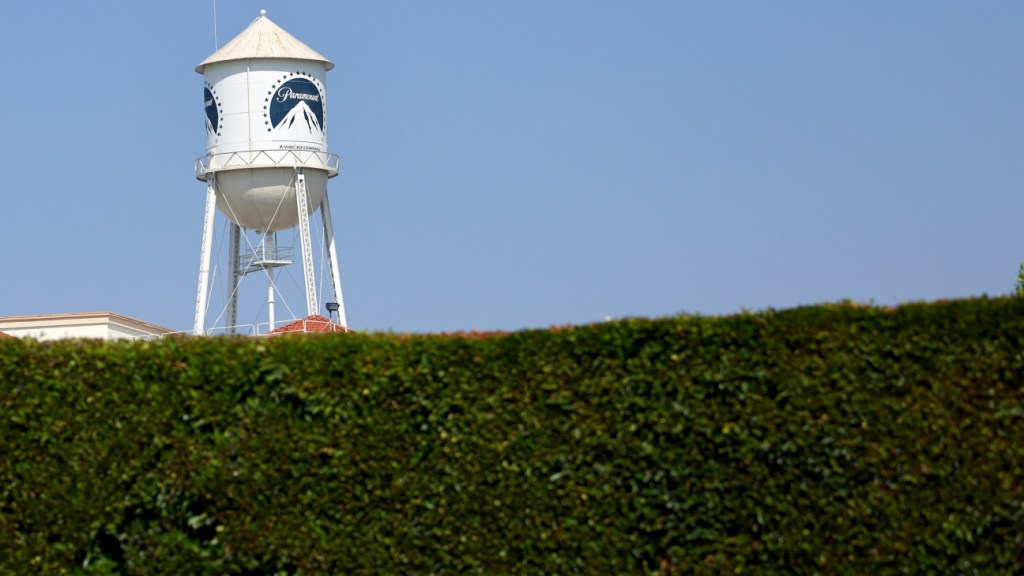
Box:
196, 10, 334, 74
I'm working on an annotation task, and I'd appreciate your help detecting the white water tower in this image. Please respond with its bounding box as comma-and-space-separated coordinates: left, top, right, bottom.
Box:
193, 10, 346, 334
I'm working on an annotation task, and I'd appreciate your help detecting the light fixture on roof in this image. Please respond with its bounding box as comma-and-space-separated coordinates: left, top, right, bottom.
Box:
325, 301, 340, 323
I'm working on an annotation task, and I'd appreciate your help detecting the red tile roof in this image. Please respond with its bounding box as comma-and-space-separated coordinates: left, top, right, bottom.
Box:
0, 332, 12, 338
266, 315, 351, 335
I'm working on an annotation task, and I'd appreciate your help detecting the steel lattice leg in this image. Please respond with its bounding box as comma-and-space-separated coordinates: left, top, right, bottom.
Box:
295, 170, 318, 317
226, 222, 241, 333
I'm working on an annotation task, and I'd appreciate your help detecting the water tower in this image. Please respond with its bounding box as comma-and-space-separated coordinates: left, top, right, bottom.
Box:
193, 10, 346, 334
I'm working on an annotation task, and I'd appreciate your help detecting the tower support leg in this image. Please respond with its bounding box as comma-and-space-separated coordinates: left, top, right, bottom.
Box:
193, 176, 218, 335
226, 222, 241, 333
320, 193, 347, 327
295, 169, 318, 317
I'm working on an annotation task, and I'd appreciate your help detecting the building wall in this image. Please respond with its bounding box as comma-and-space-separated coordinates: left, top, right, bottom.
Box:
0, 313, 172, 341
1, 323, 109, 341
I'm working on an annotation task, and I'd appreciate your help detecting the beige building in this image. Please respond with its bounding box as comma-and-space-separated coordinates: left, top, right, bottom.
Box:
0, 312, 174, 341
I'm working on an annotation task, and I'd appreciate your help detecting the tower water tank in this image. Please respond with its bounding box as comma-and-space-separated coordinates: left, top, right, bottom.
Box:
193, 10, 346, 334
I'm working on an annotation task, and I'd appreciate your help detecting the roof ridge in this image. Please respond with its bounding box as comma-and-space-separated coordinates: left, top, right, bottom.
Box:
266, 314, 350, 335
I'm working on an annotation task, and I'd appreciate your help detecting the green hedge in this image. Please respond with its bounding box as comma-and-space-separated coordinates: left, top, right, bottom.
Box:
2, 297, 1023, 574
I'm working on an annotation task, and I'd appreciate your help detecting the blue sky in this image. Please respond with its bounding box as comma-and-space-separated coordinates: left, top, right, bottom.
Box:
2, 2, 1022, 333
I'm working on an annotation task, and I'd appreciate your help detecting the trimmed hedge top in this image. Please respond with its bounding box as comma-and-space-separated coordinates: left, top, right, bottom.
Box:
1, 297, 1023, 574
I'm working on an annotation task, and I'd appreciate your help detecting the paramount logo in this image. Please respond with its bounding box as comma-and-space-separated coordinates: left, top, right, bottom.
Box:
275, 87, 320, 104
204, 87, 219, 136
268, 77, 325, 135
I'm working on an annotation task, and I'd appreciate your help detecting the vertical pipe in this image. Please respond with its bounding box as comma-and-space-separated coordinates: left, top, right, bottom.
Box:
268, 270, 275, 331
267, 232, 276, 331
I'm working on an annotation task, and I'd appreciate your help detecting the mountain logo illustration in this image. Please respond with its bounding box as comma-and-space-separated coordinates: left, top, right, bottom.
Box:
267, 77, 325, 134
204, 86, 221, 136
